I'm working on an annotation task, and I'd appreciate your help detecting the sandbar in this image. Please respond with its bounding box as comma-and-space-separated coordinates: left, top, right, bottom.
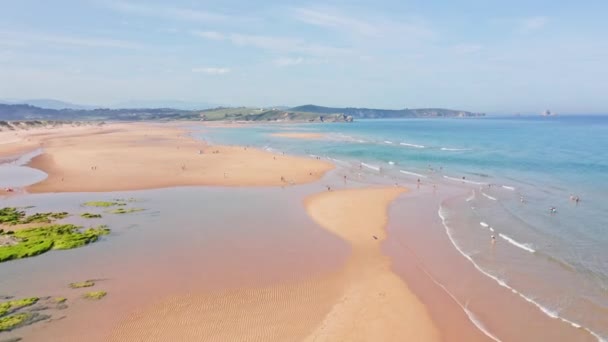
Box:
303, 187, 441, 341
108, 187, 440, 342
0, 123, 334, 193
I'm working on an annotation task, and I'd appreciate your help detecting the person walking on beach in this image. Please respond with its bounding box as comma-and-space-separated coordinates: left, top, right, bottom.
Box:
417, 178, 421, 189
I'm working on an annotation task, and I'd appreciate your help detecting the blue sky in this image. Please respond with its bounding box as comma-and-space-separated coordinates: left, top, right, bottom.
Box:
1, 0, 607, 113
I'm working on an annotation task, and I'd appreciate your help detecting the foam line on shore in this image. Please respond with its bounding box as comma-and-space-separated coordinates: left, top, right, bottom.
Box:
400, 142, 425, 148
498, 234, 535, 253
438, 206, 605, 342
444, 175, 486, 185
361, 162, 380, 171
400, 170, 427, 178
482, 193, 497, 201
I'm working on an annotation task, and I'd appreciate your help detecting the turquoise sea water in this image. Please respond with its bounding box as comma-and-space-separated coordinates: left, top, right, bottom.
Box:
196, 116, 608, 340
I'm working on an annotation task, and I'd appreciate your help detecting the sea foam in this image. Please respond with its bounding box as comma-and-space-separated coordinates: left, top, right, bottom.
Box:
498, 234, 536, 253
400, 142, 425, 148
438, 207, 604, 342
399, 170, 427, 178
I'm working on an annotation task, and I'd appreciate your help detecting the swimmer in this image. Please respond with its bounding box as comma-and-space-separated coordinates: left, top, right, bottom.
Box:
549, 207, 557, 214
491, 235, 496, 244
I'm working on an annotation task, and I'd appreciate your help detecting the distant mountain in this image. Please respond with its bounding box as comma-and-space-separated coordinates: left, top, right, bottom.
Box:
0, 99, 96, 110
0, 104, 194, 121
112, 100, 217, 110
289, 105, 484, 118
0, 104, 352, 123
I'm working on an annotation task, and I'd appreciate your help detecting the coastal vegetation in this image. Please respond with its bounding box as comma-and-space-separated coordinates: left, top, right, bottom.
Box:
107, 208, 144, 214
53, 297, 67, 304
0, 225, 110, 262
0, 313, 33, 332
81, 213, 102, 219
83, 291, 107, 300
69, 280, 95, 289
0, 103, 482, 122
0, 297, 46, 332
82, 201, 126, 207
0, 298, 38, 317
0, 207, 68, 225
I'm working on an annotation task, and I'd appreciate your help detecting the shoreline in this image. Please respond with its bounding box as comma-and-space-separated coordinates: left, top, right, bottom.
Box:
1, 123, 334, 193
1, 121, 597, 341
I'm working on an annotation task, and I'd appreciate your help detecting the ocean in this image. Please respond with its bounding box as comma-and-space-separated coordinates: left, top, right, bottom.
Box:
197, 115, 608, 340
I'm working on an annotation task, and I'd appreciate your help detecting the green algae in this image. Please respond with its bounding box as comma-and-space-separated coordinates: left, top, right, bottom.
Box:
53, 297, 67, 304
83, 201, 126, 207
0, 225, 111, 263
69, 280, 95, 289
0, 312, 48, 332
0, 313, 31, 332
80, 213, 102, 219
83, 291, 106, 300
0, 298, 38, 317
0, 208, 68, 226
107, 208, 145, 214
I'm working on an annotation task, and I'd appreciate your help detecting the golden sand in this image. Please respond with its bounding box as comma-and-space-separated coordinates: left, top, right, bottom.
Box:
0, 123, 334, 193
303, 187, 441, 341
108, 187, 440, 342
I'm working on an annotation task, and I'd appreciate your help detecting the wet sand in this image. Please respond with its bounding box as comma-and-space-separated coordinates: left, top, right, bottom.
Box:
271, 132, 324, 139
100, 187, 441, 342
303, 187, 440, 341
0, 123, 334, 193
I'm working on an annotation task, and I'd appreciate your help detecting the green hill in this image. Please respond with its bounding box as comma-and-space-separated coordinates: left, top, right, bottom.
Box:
289, 105, 484, 118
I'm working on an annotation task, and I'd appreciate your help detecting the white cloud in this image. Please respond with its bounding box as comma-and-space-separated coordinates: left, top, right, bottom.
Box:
520, 16, 549, 32
192, 30, 348, 57
274, 57, 304, 67
192, 67, 231, 75
105, 1, 229, 22
292, 7, 435, 40
0, 30, 140, 49
294, 8, 379, 36
194, 31, 225, 41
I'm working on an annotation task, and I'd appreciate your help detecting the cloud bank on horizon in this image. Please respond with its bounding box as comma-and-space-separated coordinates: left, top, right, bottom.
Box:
0, 0, 607, 113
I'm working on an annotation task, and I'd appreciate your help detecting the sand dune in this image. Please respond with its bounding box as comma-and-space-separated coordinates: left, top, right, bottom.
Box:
0, 123, 334, 193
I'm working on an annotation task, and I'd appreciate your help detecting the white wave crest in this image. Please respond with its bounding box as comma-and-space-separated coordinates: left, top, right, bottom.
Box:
501, 185, 515, 191
498, 233, 535, 253
480, 222, 489, 228
384, 140, 393, 144
399, 170, 427, 178
361, 162, 380, 171
438, 207, 605, 342
400, 142, 425, 148
441, 147, 471, 151
482, 193, 497, 201
444, 175, 486, 185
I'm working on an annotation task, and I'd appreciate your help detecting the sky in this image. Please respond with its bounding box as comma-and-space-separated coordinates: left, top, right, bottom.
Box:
1, 0, 607, 113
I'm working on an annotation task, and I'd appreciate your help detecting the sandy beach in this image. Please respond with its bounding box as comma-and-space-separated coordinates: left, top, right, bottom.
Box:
106, 186, 440, 342
303, 187, 440, 341
271, 132, 325, 139
0, 123, 334, 193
